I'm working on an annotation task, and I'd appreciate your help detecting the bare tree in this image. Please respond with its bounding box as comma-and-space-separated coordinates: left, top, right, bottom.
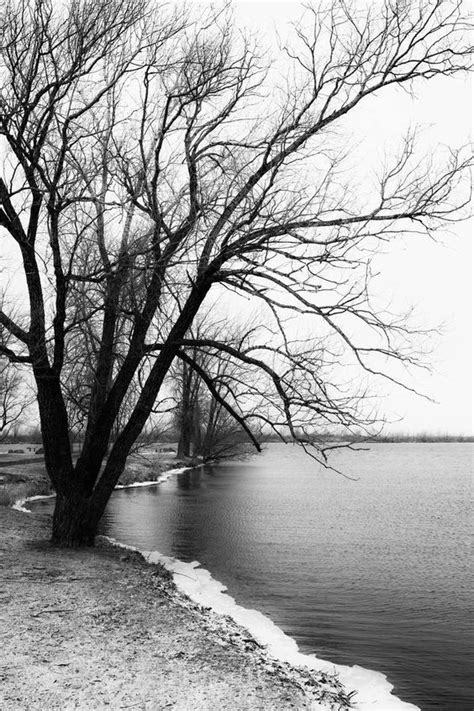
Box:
0, 359, 27, 439
0, 293, 29, 438
0, 0, 471, 545
173, 357, 203, 460
171, 316, 263, 461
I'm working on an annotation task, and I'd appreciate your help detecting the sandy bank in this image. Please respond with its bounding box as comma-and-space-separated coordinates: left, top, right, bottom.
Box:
0, 508, 352, 710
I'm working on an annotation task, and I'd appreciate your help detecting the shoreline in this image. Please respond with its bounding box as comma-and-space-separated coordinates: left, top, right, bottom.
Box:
106, 537, 419, 711
7, 458, 418, 710
1, 507, 352, 710
115, 465, 196, 489
10, 462, 196, 513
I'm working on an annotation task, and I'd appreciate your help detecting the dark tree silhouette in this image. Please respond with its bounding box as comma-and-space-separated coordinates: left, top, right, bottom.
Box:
171, 316, 263, 462
0, 292, 29, 438
0, 0, 471, 545
0, 358, 26, 439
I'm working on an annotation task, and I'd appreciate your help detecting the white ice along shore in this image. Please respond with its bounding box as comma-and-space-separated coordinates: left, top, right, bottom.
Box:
106, 538, 419, 711
115, 466, 193, 489
16, 467, 419, 710
12, 493, 56, 513
12, 466, 193, 513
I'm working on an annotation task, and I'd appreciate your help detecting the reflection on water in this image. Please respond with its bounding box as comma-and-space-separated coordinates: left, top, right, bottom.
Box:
32, 443, 473, 709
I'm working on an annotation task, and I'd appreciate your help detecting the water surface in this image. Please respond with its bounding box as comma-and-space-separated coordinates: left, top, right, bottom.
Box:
33, 443, 473, 709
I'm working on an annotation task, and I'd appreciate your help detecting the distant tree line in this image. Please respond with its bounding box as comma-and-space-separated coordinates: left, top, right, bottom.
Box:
353, 432, 474, 443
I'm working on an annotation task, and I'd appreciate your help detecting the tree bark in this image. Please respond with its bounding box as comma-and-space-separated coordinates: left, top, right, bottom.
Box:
51, 491, 102, 547
177, 419, 192, 459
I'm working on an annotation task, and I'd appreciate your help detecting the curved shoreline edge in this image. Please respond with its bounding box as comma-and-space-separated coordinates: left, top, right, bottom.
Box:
11, 465, 194, 513
105, 537, 420, 711
17, 466, 419, 711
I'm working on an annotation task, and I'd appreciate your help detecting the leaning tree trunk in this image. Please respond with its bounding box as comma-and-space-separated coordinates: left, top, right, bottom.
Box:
33, 373, 104, 547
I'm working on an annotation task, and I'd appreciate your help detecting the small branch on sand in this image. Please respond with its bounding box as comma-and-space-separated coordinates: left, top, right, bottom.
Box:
30, 608, 74, 617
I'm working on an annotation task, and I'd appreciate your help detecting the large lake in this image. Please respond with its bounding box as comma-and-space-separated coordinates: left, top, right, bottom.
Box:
33, 443, 473, 709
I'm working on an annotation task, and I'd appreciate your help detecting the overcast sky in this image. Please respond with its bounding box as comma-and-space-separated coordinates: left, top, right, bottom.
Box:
2, 0, 472, 436
224, 0, 473, 435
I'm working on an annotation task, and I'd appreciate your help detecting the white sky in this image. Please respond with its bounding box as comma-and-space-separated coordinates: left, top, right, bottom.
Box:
2, 0, 472, 436
223, 0, 473, 435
